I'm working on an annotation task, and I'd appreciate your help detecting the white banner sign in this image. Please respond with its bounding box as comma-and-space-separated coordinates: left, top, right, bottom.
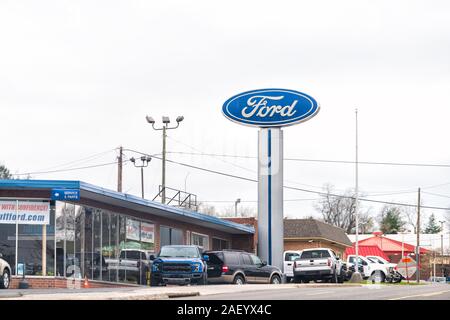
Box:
0, 201, 50, 225
126, 218, 140, 241
141, 222, 154, 243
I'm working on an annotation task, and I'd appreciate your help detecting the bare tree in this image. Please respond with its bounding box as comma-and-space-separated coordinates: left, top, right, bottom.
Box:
403, 202, 425, 234
223, 205, 257, 218
314, 184, 372, 234
197, 202, 217, 216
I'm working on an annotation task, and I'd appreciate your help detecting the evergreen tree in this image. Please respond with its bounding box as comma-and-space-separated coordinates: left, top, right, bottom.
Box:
424, 213, 442, 234
378, 205, 405, 234
0, 165, 12, 179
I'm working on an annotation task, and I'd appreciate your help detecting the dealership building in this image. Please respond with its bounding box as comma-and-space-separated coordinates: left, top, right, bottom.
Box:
0, 180, 255, 288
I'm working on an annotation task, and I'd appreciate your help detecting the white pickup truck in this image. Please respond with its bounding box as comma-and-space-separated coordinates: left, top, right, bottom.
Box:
293, 248, 346, 283
346, 255, 391, 282
283, 250, 302, 283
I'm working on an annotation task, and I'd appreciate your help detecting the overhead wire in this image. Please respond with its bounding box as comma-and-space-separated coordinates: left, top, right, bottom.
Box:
123, 148, 450, 211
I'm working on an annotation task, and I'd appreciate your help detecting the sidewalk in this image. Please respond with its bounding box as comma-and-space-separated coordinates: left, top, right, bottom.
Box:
0, 283, 363, 300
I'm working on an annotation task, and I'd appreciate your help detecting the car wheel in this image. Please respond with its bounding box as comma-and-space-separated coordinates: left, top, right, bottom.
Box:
370, 271, 386, 283
0, 269, 10, 289
233, 274, 245, 285
270, 274, 281, 285
286, 277, 292, 283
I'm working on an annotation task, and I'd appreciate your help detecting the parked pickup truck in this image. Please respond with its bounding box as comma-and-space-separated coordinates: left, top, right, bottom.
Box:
293, 248, 345, 283
365, 255, 402, 283
106, 249, 154, 285
150, 245, 209, 286
283, 250, 302, 283
346, 254, 397, 282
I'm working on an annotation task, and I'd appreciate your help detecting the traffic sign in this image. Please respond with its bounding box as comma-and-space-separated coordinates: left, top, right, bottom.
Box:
396, 256, 417, 280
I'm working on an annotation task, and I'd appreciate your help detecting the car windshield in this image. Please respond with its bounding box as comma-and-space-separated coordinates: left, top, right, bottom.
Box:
159, 246, 200, 258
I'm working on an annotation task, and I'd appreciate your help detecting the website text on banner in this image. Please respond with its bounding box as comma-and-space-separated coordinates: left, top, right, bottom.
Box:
0, 201, 50, 225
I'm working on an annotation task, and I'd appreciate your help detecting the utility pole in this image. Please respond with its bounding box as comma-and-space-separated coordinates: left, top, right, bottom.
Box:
117, 146, 123, 193
439, 220, 444, 276
416, 187, 421, 283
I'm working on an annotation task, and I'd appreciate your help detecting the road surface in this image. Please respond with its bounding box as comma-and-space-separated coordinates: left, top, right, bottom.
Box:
177, 283, 450, 300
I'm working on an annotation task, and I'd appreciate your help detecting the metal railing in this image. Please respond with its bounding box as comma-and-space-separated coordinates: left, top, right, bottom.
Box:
153, 186, 198, 211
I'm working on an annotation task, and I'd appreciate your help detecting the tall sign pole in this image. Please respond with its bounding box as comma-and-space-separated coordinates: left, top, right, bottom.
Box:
258, 128, 283, 267
223, 88, 319, 270
354, 108, 360, 278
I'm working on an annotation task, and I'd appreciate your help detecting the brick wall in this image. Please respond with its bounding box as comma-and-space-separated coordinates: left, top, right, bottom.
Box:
10, 276, 137, 289
284, 240, 347, 257
224, 217, 257, 252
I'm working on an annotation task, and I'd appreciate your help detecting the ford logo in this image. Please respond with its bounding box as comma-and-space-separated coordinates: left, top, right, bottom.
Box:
222, 89, 319, 127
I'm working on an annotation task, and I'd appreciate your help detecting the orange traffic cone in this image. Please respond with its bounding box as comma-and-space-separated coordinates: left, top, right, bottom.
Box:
83, 276, 90, 288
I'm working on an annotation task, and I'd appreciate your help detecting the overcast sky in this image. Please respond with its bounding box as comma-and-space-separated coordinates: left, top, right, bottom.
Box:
1, 0, 449, 232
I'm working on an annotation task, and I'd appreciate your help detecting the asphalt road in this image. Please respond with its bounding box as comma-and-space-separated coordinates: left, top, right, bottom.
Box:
177, 284, 450, 300
1, 283, 449, 300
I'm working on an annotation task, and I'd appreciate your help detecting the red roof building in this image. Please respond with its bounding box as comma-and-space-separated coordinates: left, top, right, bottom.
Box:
349, 232, 429, 263
344, 245, 390, 261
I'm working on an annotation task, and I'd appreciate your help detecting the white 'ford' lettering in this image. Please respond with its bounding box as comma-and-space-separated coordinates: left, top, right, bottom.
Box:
241, 95, 298, 118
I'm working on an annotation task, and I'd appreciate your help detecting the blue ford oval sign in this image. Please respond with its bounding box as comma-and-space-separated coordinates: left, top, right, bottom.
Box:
222, 88, 319, 127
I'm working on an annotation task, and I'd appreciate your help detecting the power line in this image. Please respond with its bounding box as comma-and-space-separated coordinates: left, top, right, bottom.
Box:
30, 148, 117, 172
124, 148, 450, 211
15, 160, 128, 176
422, 191, 450, 199
200, 198, 318, 203
167, 151, 450, 168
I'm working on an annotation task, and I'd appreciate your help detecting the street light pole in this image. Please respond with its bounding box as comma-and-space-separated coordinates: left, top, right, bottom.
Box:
162, 125, 167, 204
235, 198, 241, 217
146, 115, 184, 204
130, 156, 152, 199
350, 108, 362, 283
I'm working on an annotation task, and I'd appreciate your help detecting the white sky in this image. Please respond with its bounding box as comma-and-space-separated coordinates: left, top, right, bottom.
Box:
1, 0, 449, 229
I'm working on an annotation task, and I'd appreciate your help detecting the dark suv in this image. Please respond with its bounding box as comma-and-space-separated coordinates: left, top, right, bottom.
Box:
205, 250, 282, 285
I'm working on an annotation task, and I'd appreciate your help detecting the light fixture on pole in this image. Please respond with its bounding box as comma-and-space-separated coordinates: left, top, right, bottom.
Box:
235, 198, 241, 217
146, 115, 184, 204
130, 156, 152, 199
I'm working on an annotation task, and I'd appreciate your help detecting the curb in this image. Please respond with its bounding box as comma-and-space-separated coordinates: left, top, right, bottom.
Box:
167, 292, 200, 299
0, 293, 24, 299
295, 284, 363, 288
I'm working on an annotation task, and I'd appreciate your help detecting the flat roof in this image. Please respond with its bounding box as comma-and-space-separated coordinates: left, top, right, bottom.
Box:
0, 179, 254, 235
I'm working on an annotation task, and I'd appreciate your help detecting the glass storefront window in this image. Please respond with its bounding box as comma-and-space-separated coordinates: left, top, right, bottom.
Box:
160, 226, 184, 247
212, 238, 229, 250
0, 221, 16, 275
191, 233, 209, 250
14, 200, 54, 276
1, 198, 165, 285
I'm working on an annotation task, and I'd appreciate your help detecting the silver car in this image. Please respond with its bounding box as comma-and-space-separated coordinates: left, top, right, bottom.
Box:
0, 253, 11, 289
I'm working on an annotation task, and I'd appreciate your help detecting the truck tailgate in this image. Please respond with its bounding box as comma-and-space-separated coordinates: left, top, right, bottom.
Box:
295, 258, 329, 270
